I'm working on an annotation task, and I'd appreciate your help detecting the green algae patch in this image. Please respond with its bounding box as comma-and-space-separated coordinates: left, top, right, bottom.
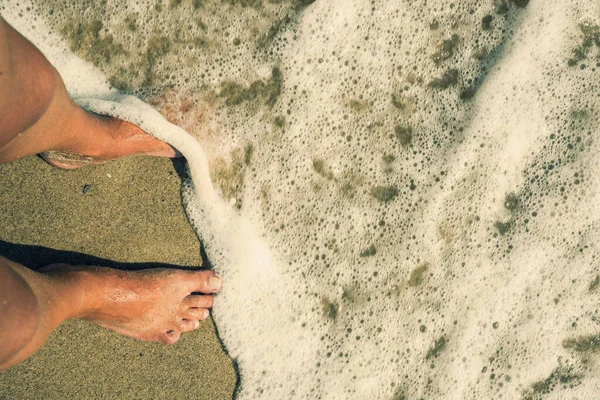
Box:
340, 182, 356, 199
136, 36, 172, 88
147, 36, 171, 61
342, 288, 356, 302
494, 220, 512, 235
408, 263, 429, 287
321, 298, 339, 320
359, 245, 377, 257
523, 364, 581, 399
425, 336, 448, 360
589, 276, 600, 292
125, 16, 137, 31
220, 82, 256, 105
563, 334, 600, 353
504, 192, 520, 211
482, 15, 493, 30
391, 94, 404, 110
274, 116, 285, 128
312, 158, 334, 180
371, 186, 398, 203
211, 145, 253, 202
568, 22, 600, 66
495, 0, 510, 15
224, 0, 263, 7
295, 0, 317, 8
392, 389, 406, 400
383, 154, 395, 164
266, 68, 283, 107
511, 0, 530, 7
395, 125, 413, 146
367, 121, 384, 131
244, 144, 254, 165
428, 69, 459, 90
432, 34, 459, 65
473, 47, 489, 61
61, 20, 126, 66
107, 34, 172, 91
257, 14, 293, 49
338, 172, 363, 199
220, 67, 282, 108
460, 86, 477, 101
346, 99, 369, 112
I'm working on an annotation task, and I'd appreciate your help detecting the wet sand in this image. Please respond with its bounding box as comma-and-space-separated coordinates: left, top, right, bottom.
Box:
0, 155, 236, 399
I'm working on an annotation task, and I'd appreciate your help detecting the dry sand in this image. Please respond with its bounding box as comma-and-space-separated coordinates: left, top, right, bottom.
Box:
0, 155, 237, 399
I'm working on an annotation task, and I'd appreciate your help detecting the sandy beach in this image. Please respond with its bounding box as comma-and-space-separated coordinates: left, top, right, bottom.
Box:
0, 155, 236, 399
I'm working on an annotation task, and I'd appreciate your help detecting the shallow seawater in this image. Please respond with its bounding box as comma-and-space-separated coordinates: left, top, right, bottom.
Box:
4, 0, 600, 398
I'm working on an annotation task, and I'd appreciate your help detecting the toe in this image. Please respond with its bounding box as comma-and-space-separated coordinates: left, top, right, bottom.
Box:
186, 270, 222, 293
160, 330, 181, 344
183, 307, 210, 320
183, 294, 214, 309
178, 319, 200, 332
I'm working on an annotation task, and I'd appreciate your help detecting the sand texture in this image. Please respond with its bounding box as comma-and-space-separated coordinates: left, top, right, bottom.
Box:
0, 155, 236, 399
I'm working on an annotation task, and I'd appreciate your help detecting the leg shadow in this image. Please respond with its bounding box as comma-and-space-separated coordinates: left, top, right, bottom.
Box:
0, 239, 201, 271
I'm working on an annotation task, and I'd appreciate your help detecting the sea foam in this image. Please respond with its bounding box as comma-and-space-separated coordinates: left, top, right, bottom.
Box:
3, 0, 600, 398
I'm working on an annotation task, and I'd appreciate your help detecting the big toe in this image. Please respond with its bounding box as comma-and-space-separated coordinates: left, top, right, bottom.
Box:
185, 270, 222, 293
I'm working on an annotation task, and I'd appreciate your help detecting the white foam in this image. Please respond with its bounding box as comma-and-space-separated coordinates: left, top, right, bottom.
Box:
4, 0, 600, 398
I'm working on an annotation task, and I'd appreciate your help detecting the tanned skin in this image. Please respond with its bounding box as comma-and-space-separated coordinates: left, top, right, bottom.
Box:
0, 17, 221, 370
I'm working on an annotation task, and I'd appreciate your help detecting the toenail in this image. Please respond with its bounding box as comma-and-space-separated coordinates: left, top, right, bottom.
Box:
202, 309, 209, 319
208, 276, 221, 290
194, 320, 200, 329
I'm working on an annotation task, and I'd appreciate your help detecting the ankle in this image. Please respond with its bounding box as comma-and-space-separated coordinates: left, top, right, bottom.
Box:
55, 267, 137, 321
49, 108, 113, 157
39, 267, 96, 320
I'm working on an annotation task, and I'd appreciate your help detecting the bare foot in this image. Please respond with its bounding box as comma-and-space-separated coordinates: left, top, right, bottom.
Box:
40, 111, 179, 169
42, 265, 221, 344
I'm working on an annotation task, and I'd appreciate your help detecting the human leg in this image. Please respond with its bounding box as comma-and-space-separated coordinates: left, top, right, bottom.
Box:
0, 256, 220, 371
0, 16, 221, 371
0, 16, 176, 167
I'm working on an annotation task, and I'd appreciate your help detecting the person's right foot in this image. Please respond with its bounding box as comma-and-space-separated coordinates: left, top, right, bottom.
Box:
39, 111, 179, 170
42, 265, 221, 344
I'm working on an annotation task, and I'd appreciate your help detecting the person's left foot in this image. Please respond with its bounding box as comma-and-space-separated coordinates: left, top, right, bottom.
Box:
41, 264, 220, 344
40, 110, 178, 169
